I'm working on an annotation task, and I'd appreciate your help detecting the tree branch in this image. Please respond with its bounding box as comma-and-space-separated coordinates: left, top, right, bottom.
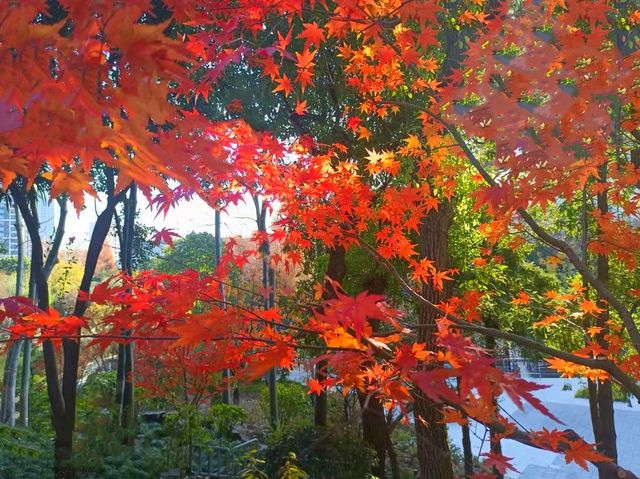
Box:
354, 235, 640, 401
388, 100, 640, 358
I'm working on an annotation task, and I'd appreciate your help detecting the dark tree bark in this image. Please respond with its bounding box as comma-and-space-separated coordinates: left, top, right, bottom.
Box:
414, 205, 455, 479
114, 183, 136, 440
357, 392, 401, 479
314, 245, 346, 428
455, 378, 474, 478
254, 195, 279, 429
587, 163, 617, 478
483, 318, 503, 479
20, 196, 67, 428
214, 209, 232, 405
461, 420, 473, 477
12, 174, 124, 479
355, 275, 401, 479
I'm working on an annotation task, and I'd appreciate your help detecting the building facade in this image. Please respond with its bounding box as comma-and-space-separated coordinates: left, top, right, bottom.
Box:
0, 198, 56, 257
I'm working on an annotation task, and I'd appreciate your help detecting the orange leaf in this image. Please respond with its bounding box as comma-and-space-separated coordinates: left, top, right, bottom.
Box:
564, 439, 612, 471
294, 99, 308, 115
512, 291, 530, 306
273, 74, 294, 97
579, 300, 604, 316
298, 22, 325, 50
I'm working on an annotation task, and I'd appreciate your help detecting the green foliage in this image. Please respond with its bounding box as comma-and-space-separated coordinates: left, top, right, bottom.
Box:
279, 452, 309, 479
0, 423, 52, 479
208, 403, 248, 440
260, 381, 312, 428
77, 370, 117, 419
264, 424, 376, 479
73, 413, 168, 479
240, 448, 269, 479
162, 404, 215, 472
49, 257, 84, 313
575, 382, 630, 403
0, 256, 29, 274
24, 374, 55, 435
152, 232, 216, 274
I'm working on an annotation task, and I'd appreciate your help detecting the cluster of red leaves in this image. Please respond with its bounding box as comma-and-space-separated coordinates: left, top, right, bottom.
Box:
2, 0, 638, 474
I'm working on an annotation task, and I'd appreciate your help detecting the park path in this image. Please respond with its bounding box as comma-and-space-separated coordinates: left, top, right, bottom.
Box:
448, 378, 640, 478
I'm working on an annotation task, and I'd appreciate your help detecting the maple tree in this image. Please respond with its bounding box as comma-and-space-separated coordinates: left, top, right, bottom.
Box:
2, 0, 640, 478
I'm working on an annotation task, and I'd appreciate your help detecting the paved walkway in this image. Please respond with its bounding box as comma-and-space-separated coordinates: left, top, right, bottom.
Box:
448, 379, 640, 478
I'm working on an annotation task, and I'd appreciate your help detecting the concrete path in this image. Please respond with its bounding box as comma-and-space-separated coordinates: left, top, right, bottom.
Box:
447, 379, 640, 478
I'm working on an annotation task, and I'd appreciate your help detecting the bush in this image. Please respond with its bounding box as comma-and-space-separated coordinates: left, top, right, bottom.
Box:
73, 408, 169, 478
575, 382, 630, 403
0, 424, 52, 479
264, 424, 376, 479
260, 381, 312, 428
208, 403, 248, 440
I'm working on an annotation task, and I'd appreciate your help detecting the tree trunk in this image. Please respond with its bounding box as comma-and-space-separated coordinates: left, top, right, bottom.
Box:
12, 183, 66, 476
20, 196, 67, 428
19, 339, 31, 427
1, 202, 26, 426
461, 421, 473, 477
356, 275, 401, 479
114, 183, 136, 440
314, 246, 347, 428
215, 209, 232, 405
456, 378, 474, 477
588, 162, 617, 478
1, 341, 22, 426
266, 268, 278, 428
13, 175, 123, 478
414, 206, 455, 479
483, 319, 503, 479
254, 195, 279, 429
358, 392, 400, 479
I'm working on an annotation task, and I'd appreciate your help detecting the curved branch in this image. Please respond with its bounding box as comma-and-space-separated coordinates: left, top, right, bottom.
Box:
354, 235, 640, 401
43, 196, 68, 279
389, 100, 640, 354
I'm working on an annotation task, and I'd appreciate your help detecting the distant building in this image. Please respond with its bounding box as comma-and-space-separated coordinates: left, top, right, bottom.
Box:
0, 204, 20, 256
0, 198, 57, 257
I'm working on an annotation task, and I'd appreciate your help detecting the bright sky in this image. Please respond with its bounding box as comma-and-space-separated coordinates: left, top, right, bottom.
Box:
63, 193, 262, 251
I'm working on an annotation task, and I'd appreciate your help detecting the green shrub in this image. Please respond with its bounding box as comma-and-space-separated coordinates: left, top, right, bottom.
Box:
73, 408, 169, 478
0, 423, 52, 479
260, 381, 312, 427
208, 403, 248, 440
575, 382, 630, 403
264, 424, 376, 479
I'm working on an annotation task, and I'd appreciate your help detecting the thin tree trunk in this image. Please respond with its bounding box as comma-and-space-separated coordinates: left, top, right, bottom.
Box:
12, 183, 69, 477
13, 174, 123, 479
483, 319, 503, 479
314, 246, 346, 427
588, 162, 617, 478
19, 339, 31, 427
215, 209, 232, 404
118, 183, 136, 439
266, 268, 278, 428
357, 392, 400, 479
357, 275, 400, 479
414, 206, 455, 479
1, 341, 22, 426
1, 203, 26, 426
20, 196, 67, 428
456, 378, 474, 477
254, 195, 279, 429
461, 421, 473, 477
15, 202, 25, 296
